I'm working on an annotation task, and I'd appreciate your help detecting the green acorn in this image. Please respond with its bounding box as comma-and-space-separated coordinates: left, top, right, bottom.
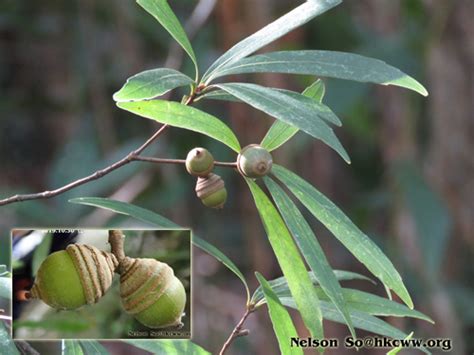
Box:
195, 173, 227, 209
118, 256, 186, 329
237, 144, 273, 178
185, 147, 215, 177
26, 244, 118, 310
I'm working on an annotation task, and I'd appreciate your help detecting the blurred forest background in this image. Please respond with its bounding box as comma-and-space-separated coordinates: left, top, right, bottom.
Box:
0, 0, 472, 354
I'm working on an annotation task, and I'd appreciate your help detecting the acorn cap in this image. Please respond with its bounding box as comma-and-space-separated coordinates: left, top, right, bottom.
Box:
195, 173, 227, 209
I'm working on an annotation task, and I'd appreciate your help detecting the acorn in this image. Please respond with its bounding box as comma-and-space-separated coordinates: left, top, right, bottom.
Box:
195, 173, 227, 209
109, 231, 186, 329
26, 244, 118, 310
237, 144, 273, 178
185, 147, 214, 177
118, 256, 186, 329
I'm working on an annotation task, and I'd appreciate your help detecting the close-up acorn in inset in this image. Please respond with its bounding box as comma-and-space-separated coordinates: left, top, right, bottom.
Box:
109, 230, 187, 329
26, 244, 118, 310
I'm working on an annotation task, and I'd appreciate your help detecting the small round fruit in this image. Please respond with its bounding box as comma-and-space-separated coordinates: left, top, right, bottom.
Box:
185, 148, 214, 177
195, 173, 227, 209
120, 258, 186, 329
237, 144, 273, 178
26, 244, 118, 310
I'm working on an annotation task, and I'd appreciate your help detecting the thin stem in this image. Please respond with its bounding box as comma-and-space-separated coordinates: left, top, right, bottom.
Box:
134, 156, 237, 168
219, 307, 254, 355
108, 230, 126, 263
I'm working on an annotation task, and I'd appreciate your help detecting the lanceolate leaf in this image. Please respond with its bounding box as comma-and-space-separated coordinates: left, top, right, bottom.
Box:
137, 0, 198, 78
280, 298, 430, 354
324, 289, 433, 323
124, 340, 210, 355
215, 83, 349, 162
202, 0, 342, 83
265, 177, 355, 338
255, 273, 303, 355
212, 50, 428, 96
261, 79, 327, 151
246, 180, 323, 339
69, 197, 177, 228
113, 68, 194, 102
256, 280, 432, 323
251, 270, 375, 305
117, 100, 241, 152
272, 165, 414, 309
69, 198, 250, 302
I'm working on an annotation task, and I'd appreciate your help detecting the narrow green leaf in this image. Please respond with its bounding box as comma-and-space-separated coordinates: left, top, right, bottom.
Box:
69, 198, 250, 302
247, 180, 323, 339
124, 340, 210, 355
0, 277, 11, 300
387, 332, 414, 355
331, 289, 433, 322
0, 321, 19, 355
137, 0, 198, 77
69, 197, 177, 228
32, 234, 53, 276
117, 100, 241, 152
79, 341, 109, 355
273, 165, 413, 308
63, 340, 84, 355
113, 68, 194, 102
216, 83, 349, 162
255, 273, 303, 355
261, 79, 326, 152
251, 270, 374, 305
202, 0, 342, 83
265, 177, 355, 337
192, 236, 250, 302
280, 298, 430, 354
263, 282, 432, 323
199, 90, 242, 102
213, 50, 428, 96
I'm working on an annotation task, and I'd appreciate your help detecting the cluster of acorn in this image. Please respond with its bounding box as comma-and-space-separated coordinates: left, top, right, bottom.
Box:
186, 144, 273, 209
25, 230, 186, 330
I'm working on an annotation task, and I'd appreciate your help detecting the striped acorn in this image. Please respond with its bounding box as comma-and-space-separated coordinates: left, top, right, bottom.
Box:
118, 256, 186, 329
185, 147, 214, 177
237, 144, 273, 178
26, 244, 118, 310
195, 173, 227, 209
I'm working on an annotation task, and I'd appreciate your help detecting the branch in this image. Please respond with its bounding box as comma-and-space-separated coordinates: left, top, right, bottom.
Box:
0, 124, 168, 206
0, 125, 238, 206
219, 307, 254, 355
134, 156, 237, 168
0, 0, 220, 207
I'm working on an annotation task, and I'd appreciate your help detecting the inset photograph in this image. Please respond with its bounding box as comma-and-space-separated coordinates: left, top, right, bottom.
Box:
12, 229, 191, 340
